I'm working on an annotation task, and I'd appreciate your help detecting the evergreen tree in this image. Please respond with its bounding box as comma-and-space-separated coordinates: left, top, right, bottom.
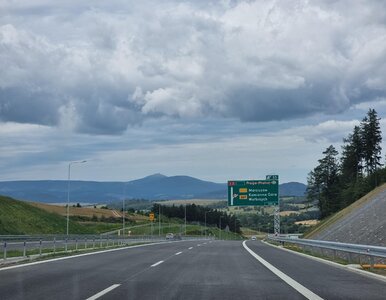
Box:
341, 125, 363, 183
307, 145, 340, 218
361, 109, 382, 175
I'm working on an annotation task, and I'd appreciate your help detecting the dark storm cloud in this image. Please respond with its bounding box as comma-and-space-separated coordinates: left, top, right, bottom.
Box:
0, 87, 60, 126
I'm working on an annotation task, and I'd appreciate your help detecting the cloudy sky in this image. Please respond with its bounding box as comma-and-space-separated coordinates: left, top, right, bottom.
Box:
1, 0, 386, 184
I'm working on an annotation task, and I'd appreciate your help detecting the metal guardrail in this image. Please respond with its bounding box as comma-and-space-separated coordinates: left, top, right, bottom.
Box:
267, 235, 386, 266
0, 235, 210, 262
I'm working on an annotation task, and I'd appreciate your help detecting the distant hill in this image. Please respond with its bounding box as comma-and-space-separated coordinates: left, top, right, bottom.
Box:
0, 174, 306, 204
279, 182, 307, 197
306, 183, 386, 246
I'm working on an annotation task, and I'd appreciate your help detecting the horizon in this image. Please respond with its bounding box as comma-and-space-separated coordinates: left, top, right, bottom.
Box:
0, 173, 307, 185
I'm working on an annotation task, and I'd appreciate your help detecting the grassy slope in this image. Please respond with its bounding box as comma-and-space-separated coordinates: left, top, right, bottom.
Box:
304, 183, 386, 239
0, 195, 90, 234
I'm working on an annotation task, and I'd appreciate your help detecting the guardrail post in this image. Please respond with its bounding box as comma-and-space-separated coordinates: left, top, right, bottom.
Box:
93, 238, 95, 249
53, 237, 56, 254
85, 238, 87, 249
3, 242, 7, 260
348, 252, 353, 264
39, 239, 42, 256
100, 236, 102, 248
23, 241, 26, 257
65, 238, 68, 252
75, 238, 78, 251
370, 256, 375, 270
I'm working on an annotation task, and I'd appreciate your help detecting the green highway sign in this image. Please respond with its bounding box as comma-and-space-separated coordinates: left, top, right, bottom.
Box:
228, 179, 279, 206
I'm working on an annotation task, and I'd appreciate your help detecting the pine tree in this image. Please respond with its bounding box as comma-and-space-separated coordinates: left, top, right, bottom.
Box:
341, 125, 363, 182
361, 109, 382, 175
307, 145, 340, 218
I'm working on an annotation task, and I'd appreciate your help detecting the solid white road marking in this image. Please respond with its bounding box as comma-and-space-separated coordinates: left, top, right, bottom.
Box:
175, 252, 182, 255
188, 247, 193, 250
242, 241, 323, 300
151, 260, 164, 267
86, 284, 121, 300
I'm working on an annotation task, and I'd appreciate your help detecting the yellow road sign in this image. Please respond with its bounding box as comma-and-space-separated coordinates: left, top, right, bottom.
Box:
149, 213, 155, 221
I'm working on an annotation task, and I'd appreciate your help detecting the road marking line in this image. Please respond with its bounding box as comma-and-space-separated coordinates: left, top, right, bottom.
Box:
175, 252, 182, 255
151, 260, 164, 267
188, 247, 193, 250
197, 244, 201, 246
86, 284, 120, 300
242, 241, 323, 300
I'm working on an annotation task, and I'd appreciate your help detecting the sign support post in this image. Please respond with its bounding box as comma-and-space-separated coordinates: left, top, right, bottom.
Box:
274, 206, 280, 235
266, 175, 280, 235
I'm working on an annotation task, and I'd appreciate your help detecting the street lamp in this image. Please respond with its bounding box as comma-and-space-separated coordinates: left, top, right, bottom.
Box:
158, 204, 161, 236
123, 183, 130, 236
184, 203, 187, 236
66, 160, 87, 236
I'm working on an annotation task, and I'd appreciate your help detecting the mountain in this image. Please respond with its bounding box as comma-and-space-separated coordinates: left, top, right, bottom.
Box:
0, 174, 306, 203
279, 182, 307, 197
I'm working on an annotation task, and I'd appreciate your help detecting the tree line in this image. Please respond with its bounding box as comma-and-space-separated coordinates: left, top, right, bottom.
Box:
307, 108, 385, 218
152, 203, 241, 233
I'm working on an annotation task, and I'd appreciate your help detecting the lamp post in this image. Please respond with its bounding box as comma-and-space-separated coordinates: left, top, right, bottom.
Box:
184, 203, 187, 236
123, 183, 129, 236
158, 204, 161, 236
66, 160, 87, 236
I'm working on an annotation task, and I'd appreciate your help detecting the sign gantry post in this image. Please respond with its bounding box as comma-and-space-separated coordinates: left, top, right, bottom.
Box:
266, 175, 280, 235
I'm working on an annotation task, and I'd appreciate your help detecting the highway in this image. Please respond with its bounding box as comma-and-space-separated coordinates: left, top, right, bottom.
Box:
1, 240, 385, 299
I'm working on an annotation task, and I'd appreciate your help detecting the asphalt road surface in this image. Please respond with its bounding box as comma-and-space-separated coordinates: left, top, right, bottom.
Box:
1, 240, 385, 299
